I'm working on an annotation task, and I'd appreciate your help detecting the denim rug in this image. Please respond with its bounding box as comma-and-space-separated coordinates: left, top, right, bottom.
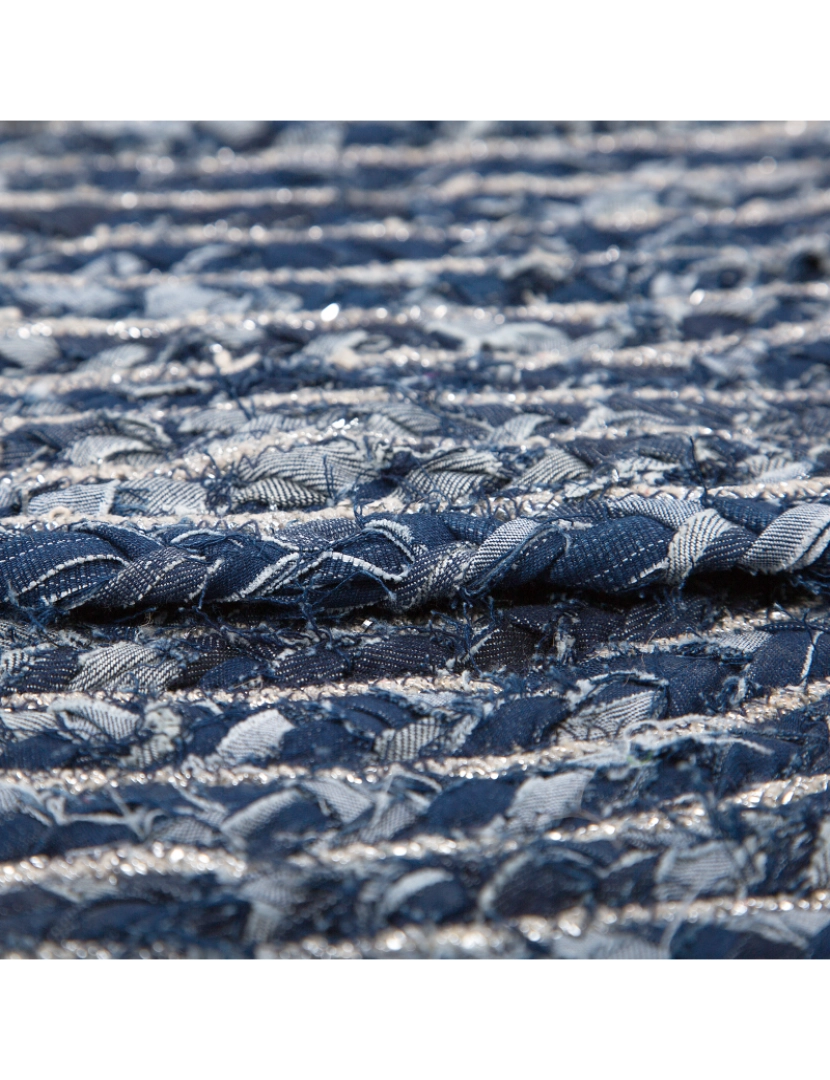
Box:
1, 122, 830, 957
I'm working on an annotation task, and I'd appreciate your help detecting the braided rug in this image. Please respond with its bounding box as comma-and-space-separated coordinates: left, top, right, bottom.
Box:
2, 121, 830, 958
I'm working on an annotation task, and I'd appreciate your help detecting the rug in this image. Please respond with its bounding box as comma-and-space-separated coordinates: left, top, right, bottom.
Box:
1, 121, 830, 957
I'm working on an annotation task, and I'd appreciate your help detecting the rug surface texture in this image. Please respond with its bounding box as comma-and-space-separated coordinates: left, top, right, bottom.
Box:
2, 121, 830, 958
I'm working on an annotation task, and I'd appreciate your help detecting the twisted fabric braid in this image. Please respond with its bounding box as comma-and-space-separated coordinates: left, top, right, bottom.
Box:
4, 495, 830, 615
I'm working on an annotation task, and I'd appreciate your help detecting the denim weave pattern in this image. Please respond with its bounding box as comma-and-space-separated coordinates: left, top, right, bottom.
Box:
1, 122, 830, 957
